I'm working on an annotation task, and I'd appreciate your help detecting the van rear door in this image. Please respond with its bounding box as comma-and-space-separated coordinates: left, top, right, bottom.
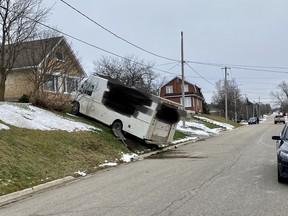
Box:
149, 119, 172, 143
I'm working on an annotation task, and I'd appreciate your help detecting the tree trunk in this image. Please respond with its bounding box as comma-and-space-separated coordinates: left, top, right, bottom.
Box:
0, 76, 6, 101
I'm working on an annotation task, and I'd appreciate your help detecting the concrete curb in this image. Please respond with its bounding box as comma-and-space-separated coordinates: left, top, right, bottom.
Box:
0, 176, 75, 206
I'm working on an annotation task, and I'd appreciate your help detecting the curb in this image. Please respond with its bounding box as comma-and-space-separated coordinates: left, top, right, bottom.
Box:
0, 176, 75, 206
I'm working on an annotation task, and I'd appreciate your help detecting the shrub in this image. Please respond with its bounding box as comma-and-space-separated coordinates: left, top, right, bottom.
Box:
18, 94, 30, 103
30, 93, 72, 112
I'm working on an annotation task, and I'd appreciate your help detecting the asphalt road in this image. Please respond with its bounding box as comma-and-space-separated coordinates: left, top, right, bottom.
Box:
1, 116, 288, 216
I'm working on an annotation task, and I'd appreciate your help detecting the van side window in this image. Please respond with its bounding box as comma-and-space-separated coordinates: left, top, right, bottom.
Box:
80, 81, 94, 96
102, 81, 152, 116
156, 103, 180, 124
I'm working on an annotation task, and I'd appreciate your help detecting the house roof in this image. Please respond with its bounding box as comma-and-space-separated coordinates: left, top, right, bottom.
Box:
161, 76, 197, 88
11, 36, 86, 77
160, 76, 204, 98
13, 37, 62, 68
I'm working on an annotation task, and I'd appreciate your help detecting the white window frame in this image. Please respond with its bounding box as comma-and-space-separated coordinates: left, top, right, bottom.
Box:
44, 73, 62, 93
166, 86, 173, 94
184, 84, 189, 92
44, 72, 81, 94
180, 97, 192, 108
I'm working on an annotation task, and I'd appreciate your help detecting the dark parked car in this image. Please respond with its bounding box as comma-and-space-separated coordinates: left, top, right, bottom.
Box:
248, 117, 258, 124
272, 123, 288, 183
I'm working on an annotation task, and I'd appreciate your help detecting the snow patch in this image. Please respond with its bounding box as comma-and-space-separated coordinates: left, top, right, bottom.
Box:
75, 171, 87, 177
194, 116, 234, 130
121, 153, 138, 162
99, 162, 118, 167
0, 103, 100, 132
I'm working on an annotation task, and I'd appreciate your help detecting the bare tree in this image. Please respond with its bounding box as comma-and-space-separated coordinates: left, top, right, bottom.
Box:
0, 0, 49, 101
212, 79, 243, 119
271, 81, 288, 113
93, 55, 163, 95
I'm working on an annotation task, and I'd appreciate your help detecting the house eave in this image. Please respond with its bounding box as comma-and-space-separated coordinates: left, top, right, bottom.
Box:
11, 65, 39, 71
163, 93, 203, 99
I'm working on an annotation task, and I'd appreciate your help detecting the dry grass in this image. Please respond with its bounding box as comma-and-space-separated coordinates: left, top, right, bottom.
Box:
0, 120, 129, 195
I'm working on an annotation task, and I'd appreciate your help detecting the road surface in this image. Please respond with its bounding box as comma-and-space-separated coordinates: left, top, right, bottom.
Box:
1, 115, 288, 216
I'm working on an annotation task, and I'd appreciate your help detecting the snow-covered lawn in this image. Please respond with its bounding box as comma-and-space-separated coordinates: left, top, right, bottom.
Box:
0, 103, 99, 132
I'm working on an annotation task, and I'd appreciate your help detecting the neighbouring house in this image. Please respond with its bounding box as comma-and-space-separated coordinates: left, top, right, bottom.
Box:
4, 36, 86, 101
159, 76, 204, 114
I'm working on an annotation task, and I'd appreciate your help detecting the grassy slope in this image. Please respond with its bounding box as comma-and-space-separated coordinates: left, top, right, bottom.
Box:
0, 112, 240, 196
0, 117, 130, 195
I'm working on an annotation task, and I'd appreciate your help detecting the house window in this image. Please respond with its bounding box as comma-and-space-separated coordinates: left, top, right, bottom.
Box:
64, 77, 79, 93
44, 73, 81, 94
44, 74, 61, 92
56, 51, 65, 62
180, 97, 192, 108
166, 86, 173, 94
184, 84, 189, 92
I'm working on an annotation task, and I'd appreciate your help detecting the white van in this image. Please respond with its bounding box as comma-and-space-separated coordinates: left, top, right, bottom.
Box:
72, 74, 185, 146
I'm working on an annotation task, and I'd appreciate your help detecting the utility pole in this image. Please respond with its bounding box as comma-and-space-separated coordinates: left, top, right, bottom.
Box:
234, 89, 237, 121
222, 67, 230, 120
258, 97, 261, 118
181, 31, 185, 127
245, 94, 249, 120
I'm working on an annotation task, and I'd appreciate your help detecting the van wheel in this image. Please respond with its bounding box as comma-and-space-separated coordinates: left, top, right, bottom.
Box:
112, 121, 123, 131
71, 102, 80, 115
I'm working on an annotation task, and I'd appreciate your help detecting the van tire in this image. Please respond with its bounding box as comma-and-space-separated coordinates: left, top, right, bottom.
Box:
112, 120, 123, 131
71, 102, 80, 115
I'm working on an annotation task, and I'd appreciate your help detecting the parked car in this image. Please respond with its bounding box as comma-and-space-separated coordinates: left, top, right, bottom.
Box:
248, 117, 258, 124
272, 123, 288, 183
274, 114, 285, 124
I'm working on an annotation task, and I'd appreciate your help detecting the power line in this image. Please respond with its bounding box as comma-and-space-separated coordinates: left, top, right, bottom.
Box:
22, 15, 181, 77
167, 63, 180, 72
155, 62, 180, 67
231, 66, 288, 74
238, 81, 279, 85
187, 60, 288, 74
185, 62, 215, 86
46, 2, 288, 77
59, 0, 180, 63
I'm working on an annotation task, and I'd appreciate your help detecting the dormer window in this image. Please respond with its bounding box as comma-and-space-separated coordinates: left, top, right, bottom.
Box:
184, 84, 189, 92
56, 51, 65, 62
166, 86, 173, 94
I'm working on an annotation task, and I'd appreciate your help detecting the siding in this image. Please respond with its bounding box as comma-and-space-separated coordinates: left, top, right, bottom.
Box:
5, 70, 34, 100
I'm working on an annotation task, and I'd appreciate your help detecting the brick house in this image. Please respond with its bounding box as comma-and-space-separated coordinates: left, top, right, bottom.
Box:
4, 36, 86, 101
159, 76, 204, 113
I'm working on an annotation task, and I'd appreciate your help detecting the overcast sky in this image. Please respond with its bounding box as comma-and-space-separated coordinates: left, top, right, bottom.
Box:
43, 0, 288, 105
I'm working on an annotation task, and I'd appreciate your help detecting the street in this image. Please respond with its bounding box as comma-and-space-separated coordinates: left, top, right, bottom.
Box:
1, 115, 288, 216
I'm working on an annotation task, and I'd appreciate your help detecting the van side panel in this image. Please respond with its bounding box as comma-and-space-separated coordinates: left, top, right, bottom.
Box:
75, 75, 182, 145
